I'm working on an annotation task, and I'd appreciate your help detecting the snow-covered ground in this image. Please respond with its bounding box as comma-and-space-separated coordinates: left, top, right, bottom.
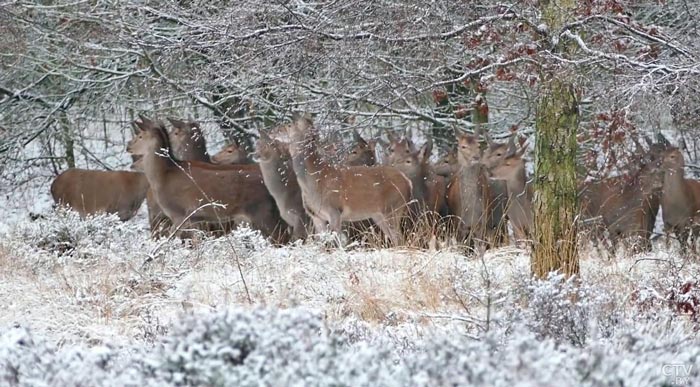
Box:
1, 182, 699, 386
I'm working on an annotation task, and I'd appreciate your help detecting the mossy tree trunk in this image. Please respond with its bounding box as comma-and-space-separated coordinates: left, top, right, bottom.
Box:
532, 0, 580, 278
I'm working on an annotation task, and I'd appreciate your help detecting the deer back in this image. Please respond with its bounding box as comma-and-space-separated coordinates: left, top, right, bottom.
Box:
51, 168, 149, 221
130, 121, 284, 239
661, 148, 700, 229
280, 118, 412, 223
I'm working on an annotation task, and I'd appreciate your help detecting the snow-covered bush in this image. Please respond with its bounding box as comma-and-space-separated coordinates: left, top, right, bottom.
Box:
6, 208, 149, 267
2, 304, 699, 387
513, 272, 591, 346
145, 307, 398, 386
0, 326, 160, 387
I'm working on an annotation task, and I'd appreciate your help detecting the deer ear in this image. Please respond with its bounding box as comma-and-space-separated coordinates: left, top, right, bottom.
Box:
131, 122, 143, 134
291, 111, 311, 124
484, 130, 493, 146
506, 135, 517, 155
657, 133, 671, 148
138, 114, 155, 128
419, 139, 433, 162
385, 129, 398, 143
352, 129, 364, 143
644, 135, 653, 147
167, 117, 185, 129
365, 139, 374, 149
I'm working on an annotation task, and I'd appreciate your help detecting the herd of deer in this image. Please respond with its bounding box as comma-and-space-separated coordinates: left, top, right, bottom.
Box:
49, 113, 700, 254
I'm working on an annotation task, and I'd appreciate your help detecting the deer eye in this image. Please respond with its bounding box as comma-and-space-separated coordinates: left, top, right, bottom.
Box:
496, 153, 502, 156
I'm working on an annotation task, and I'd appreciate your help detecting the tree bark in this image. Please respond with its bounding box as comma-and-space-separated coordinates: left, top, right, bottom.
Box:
59, 112, 75, 168
532, 0, 580, 278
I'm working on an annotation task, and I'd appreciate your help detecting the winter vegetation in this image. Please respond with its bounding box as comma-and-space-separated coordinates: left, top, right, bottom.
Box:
2, 0, 700, 385
1, 208, 699, 385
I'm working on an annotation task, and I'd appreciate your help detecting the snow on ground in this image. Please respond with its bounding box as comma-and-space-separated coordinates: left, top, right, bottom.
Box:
0, 185, 699, 385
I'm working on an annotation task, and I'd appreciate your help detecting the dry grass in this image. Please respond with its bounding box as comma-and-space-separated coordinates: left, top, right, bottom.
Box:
1, 214, 698, 349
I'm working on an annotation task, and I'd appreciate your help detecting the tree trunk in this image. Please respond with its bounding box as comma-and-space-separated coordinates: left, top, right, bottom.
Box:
532, 0, 580, 278
59, 112, 75, 168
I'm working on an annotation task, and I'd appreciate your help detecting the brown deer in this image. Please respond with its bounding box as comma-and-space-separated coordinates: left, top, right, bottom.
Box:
433, 148, 458, 179
127, 117, 285, 241
385, 136, 448, 216
446, 130, 508, 247
446, 162, 497, 247
130, 155, 171, 237
255, 129, 309, 241
488, 140, 532, 241
659, 144, 700, 252
343, 129, 377, 167
482, 135, 516, 169
51, 168, 149, 221
271, 113, 412, 246
579, 138, 667, 252
167, 117, 210, 162
211, 140, 253, 165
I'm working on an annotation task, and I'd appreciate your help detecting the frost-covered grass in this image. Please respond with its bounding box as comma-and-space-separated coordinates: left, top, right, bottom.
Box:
1, 207, 699, 386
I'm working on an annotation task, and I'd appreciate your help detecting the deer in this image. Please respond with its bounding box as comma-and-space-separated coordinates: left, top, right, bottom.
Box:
271, 113, 412, 246
432, 148, 458, 179
659, 142, 700, 253
385, 135, 448, 216
446, 129, 508, 248
255, 129, 309, 241
482, 134, 517, 169
487, 139, 532, 241
167, 117, 210, 162
211, 140, 253, 165
579, 137, 667, 253
343, 129, 377, 167
50, 168, 149, 221
127, 116, 286, 241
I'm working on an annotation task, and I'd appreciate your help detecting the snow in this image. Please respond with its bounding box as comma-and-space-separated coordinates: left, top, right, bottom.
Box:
0, 198, 699, 385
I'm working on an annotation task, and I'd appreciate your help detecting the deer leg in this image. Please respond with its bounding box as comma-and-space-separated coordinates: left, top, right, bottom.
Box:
677, 226, 690, 256
691, 226, 700, 255
290, 214, 308, 241
372, 213, 400, 246
310, 215, 328, 235
664, 224, 673, 250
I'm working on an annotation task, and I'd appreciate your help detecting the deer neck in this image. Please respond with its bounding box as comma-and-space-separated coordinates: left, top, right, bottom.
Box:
503, 163, 527, 198
141, 144, 175, 190
178, 142, 209, 162
458, 164, 485, 198
259, 154, 293, 192
663, 167, 692, 210
288, 133, 334, 187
